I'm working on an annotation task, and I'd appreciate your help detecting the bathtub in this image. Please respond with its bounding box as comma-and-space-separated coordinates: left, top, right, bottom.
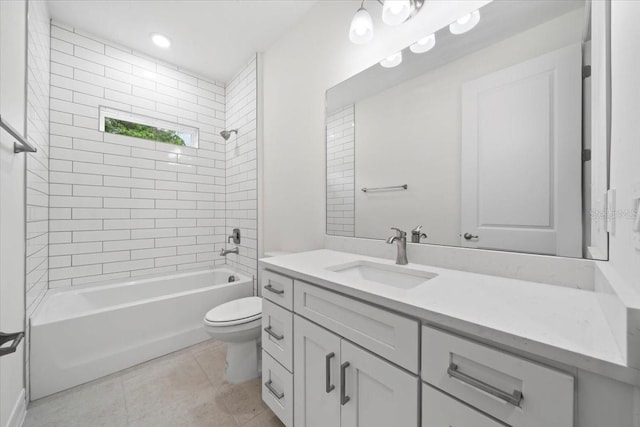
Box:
30, 268, 253, 399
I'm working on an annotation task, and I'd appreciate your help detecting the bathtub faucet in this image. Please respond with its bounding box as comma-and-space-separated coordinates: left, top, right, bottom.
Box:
220, 247, 239, 256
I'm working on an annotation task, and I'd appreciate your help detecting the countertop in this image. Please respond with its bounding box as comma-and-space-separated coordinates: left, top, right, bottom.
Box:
259, 249, 637, 383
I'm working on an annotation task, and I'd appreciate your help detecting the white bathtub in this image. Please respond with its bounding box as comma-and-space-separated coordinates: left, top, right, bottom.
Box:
30, 268, 253, 399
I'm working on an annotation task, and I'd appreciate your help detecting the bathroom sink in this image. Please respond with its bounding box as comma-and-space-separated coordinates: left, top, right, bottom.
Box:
326, 260, 437, 289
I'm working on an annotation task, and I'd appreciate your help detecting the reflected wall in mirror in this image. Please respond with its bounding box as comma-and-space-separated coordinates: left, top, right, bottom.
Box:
326, 0, 609, 260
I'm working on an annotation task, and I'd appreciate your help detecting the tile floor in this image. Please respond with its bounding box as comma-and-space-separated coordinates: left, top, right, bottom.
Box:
24, 340, 284, 427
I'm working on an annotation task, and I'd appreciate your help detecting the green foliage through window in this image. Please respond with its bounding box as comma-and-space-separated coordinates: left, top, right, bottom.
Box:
104, 117, 186, 146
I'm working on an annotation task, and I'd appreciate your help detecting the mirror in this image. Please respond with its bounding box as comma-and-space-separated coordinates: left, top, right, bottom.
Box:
326, 0, 609, 259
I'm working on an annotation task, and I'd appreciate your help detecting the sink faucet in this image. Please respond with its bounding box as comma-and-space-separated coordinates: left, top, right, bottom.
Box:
220, 247, 239, 256
411, 225, 427, 243
386, 227, 408, 265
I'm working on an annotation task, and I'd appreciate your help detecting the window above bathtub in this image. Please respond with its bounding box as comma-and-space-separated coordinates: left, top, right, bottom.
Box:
99, 107, 199, 148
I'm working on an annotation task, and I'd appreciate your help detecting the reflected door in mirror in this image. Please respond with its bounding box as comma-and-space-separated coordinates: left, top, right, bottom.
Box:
460, 44, 582, 257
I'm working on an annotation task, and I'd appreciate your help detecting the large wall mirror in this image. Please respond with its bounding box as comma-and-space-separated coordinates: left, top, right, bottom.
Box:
326, 0, 610, 260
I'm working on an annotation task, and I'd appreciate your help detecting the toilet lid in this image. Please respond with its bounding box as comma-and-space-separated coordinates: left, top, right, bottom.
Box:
205, 296, 262, 326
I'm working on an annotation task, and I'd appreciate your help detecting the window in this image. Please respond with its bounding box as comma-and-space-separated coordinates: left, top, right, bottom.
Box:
99, 107, 199, 148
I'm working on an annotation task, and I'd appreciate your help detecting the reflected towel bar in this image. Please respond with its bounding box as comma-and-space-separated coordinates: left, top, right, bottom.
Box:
0, 115, 37, 153
361, 184, 408, 193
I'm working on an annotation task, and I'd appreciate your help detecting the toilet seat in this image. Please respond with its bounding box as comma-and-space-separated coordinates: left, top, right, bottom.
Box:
204, 296, 262, 326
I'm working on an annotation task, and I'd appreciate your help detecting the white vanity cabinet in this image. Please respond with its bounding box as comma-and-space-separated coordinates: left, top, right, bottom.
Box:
294, 315, 418, 427
261, 268, 577, 427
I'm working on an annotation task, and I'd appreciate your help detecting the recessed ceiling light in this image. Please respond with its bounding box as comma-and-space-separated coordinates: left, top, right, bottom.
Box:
151, 33, 171, 48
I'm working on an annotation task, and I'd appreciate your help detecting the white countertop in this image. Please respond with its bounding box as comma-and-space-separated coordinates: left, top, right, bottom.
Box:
260, 249, 636, 382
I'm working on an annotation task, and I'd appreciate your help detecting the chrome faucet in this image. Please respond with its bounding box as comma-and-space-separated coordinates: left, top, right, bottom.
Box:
411, 225, 427, 243
220, 247, 239, 256
386, 227, 408, 265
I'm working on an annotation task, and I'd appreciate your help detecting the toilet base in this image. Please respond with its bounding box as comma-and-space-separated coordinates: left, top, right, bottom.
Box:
225, 339, 259, 383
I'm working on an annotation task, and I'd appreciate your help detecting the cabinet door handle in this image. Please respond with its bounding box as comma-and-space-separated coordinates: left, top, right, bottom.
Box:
447, 363, 524, 407
264, 283, 284, 295
325, 352, 335, 393
264, 326, 284, 341
340, 361, 350, 405
265, 380, 285, 400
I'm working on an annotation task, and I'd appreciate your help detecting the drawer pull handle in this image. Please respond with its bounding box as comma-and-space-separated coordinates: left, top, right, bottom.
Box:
264, 284, 285, 295
265, 380, 285, 400
447, 363, 524, 407
264, 326, 284, 341
340, 361, 350, 405
326, 352, 335, 393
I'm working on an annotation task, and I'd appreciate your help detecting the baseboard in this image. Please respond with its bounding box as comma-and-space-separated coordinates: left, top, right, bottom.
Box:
6, 388, 26, 427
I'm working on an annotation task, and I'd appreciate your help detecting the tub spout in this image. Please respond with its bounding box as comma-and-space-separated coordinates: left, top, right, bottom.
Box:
220, 247, 239, 256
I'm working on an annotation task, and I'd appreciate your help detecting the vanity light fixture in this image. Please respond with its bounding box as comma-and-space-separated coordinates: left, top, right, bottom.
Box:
151, 33, 171, 48
410, 33, 435, 54
349, 2, 374, 44
382, 0, 412, 26
349, 0, 424, 44
449, 10, 481, 35
380, 51, 403, 68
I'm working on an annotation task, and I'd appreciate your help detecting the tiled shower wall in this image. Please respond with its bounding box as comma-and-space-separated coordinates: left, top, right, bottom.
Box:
26, 0, 51, 314
225, 56, 258, 278
326, 105, 355, 237
48, 22, 230, 287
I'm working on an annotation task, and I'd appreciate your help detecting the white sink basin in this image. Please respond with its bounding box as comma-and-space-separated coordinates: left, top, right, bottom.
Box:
326, 260, 437, 289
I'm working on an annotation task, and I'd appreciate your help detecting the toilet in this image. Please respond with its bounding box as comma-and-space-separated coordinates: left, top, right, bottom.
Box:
203, 296, 262, 383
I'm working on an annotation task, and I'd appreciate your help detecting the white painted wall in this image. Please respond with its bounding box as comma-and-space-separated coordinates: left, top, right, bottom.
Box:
353, 10, 582, 243
609, 0, 640, 294
0, 1, 28, 424
262, 0, 489, 254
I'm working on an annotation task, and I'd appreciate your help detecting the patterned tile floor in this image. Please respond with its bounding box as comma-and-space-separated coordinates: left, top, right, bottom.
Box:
24, 340, 283, 427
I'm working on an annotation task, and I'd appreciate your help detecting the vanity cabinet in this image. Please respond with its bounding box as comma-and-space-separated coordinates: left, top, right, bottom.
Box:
294, 315, 418, 427
262, 269, 576, 427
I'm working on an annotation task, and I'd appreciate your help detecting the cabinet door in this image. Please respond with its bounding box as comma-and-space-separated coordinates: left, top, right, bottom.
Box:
341, 340, 418, 427
294, 315, 341, 427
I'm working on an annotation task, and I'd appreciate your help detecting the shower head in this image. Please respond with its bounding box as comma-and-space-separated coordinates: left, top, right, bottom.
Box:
220, 129, 238, 141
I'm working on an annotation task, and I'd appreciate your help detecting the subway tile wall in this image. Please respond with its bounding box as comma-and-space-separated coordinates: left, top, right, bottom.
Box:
48, 22, 235, 287
326, 105, 355, 237
26, 0, 51, 314
224, 56, 258, 278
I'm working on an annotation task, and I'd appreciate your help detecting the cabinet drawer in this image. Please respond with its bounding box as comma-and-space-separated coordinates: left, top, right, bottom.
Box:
261, 270, 293, 310
423, 384, 504, 427
262, 350, 293, 426
294, 280, 419, 373
422, 326, 574, 427
262, 299, 293, 372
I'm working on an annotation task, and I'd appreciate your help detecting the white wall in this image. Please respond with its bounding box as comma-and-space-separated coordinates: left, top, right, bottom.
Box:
609, 0, 640, 293
0, 0, 28, 424
48, 23, 228, 286
262, 0, 489, 254
225, 56, 258, 278
26, 0, 50, 314
352, 10, 583, 243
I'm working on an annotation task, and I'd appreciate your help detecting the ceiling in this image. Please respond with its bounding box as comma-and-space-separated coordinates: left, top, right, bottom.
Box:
46, 0, 317, 82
